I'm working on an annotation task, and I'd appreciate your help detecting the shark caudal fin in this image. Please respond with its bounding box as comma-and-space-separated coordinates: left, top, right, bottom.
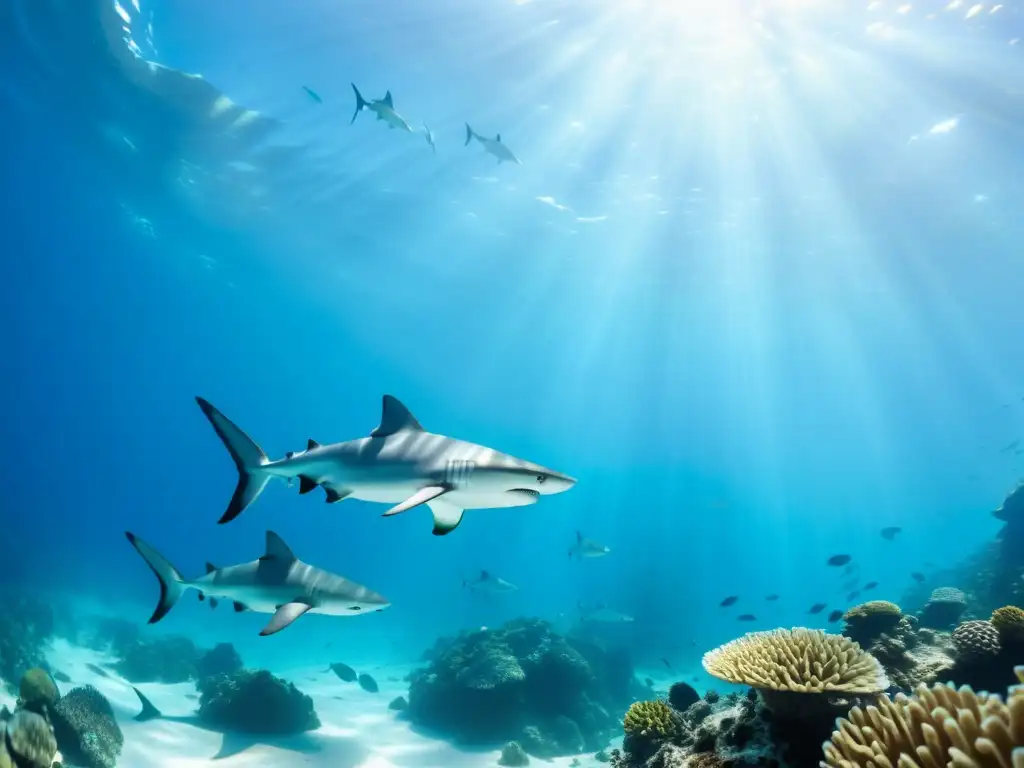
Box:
195, 397, 271, 524
125, 532, 186, 624
464, 123, 476, 147
131, 686, 163, 722
350, 83, 369, 124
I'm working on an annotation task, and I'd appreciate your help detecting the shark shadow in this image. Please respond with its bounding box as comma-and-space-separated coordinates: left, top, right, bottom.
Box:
130, 687, 367, 764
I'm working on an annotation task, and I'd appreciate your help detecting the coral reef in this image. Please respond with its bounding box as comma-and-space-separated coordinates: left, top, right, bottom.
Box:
197, 670, 319, 734
701, 628, 887, 696
622, 701, 684, 762
50, 685, 123, 768
407, 618, 637, 758
0, 597, 54, 691
917, 587, 968, 630
112, 634, 200, 684
18, 669, 59, 713
840, 602, 902, 648
668, 682, 699, 712
499, 741, 530, 766
994, 481, 1024, 568
195, 643, 243, 680
952, 619, 1001, 659
992, 605, 1024, 643
853, 617, 955, 690
822, 667, 1023, 768
2, 710, 58, 768
82, 617, 139, 657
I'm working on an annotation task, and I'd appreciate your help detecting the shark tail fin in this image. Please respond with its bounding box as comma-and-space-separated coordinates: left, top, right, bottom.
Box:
125, 533, 185, 624
464, 123, 475, 146
351, 83, 368, 124
195, 397, 272, 524
132, 686, 163, 722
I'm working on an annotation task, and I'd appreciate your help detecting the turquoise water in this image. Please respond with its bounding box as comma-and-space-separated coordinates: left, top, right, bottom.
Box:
2, 0, 1023, 701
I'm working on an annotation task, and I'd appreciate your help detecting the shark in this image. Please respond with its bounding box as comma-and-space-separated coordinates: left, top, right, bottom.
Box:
422, 123, 436, 153
125, 530, 390, 636
194, 394, 576, 536
464, 123, 521, 164
568, 531, 611, 559
462, 570, 518, 593
350, 83, 413, 131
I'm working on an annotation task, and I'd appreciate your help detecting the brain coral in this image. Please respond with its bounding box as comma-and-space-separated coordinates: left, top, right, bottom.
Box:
701, 628, 888, 694
821, 667, 1024, 768
952, 620, 1002, 659
992, 606, 1024, 643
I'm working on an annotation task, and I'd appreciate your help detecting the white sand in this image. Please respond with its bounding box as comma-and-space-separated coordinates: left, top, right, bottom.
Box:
30, 639, 618, 768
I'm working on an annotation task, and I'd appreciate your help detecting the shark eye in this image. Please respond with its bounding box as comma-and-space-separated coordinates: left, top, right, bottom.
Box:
537, 475, 546, 484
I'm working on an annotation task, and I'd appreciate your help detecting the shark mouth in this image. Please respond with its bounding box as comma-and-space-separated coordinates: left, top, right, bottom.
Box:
509, 489, 540, 498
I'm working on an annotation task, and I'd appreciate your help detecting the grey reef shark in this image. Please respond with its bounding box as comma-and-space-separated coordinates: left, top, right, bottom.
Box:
195, 395, 576, 536
350, 83, 414, 131
465, 123, 521, 164
125, 530, 389, 636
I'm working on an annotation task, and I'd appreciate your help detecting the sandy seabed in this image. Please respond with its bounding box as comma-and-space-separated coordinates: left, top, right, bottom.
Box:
18, 639, 619, 768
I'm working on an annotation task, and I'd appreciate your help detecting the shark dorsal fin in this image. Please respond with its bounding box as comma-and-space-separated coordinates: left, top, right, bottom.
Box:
480, 570, 490, 581
371, 395, 423, 437
263, 531, 296, 562
307, 438, 320, 450
496, 133, 502, 142
383, 90, 394, 108
205, 562, 217, 574
576, 531, 583, 543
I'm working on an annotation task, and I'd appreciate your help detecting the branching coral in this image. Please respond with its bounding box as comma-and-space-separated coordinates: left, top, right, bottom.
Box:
624, 700, 679, 740
702, 628, 888, 694
821, 666, 1024, 768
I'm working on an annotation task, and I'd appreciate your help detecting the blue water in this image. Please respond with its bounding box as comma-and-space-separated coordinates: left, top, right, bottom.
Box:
1, 0, 1023, 682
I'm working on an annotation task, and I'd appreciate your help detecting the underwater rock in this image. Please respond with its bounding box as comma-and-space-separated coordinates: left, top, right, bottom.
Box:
4, 710, 57, 768
499, 740, 530, 766
0, 597, 54, 692
195, 642, 243, 680
918, 587, 968, 630
113, 635, 199, 684
387, 695, 407, 711
51, 685, 123, 768
197, 669, 319, 734
667, 682, 699, 712
407, 617, 635, 757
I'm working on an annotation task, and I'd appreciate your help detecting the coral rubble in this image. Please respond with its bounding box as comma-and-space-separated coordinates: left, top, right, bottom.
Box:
407, 617, 638, 758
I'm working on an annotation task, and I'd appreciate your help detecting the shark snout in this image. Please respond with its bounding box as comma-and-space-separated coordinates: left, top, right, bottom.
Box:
540, 471, 576, 495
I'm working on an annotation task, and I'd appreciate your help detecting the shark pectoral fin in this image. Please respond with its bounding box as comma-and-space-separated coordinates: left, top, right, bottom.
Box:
197, 592, 205, 602
260, 602, 313, 636
298, 475, 318, 494
209, 597, 219, 609
324, 487, 350, 504
382, 486, 447, 517
427, 498, 465, 536
233, 601, 248, 612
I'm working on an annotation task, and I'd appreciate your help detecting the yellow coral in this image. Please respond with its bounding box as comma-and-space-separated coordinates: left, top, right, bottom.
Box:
702, 628, 887, 694
18, 668, 58, 709
821, 667, 1024, 768
623, 700, 677, 739
843, 601, 901, 620
992, 605, 1024, 642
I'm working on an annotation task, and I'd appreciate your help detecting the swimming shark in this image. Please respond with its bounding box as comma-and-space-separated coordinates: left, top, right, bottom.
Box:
422, 123, 436, 153
125, 530, 390, 636
462, 570, 518, 593
350, 84, 413, 131
579, 602, 634, 623
195, 395, 576, 536
464, 124, 521, 164
568, 531, 611, 559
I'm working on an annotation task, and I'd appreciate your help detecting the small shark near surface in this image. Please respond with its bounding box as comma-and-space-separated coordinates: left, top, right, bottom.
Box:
350, 84, 413, 131
125, 530, 389, 636
195, 394, 576, 536
463, 570, 518, 593
464, 124, 521, 164
569, 531, 610, 559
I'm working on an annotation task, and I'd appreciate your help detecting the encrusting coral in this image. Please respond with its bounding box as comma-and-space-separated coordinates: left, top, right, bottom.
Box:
702, 628, 888, 695
842, 602, 903, 648
821, 666, 1024, 768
